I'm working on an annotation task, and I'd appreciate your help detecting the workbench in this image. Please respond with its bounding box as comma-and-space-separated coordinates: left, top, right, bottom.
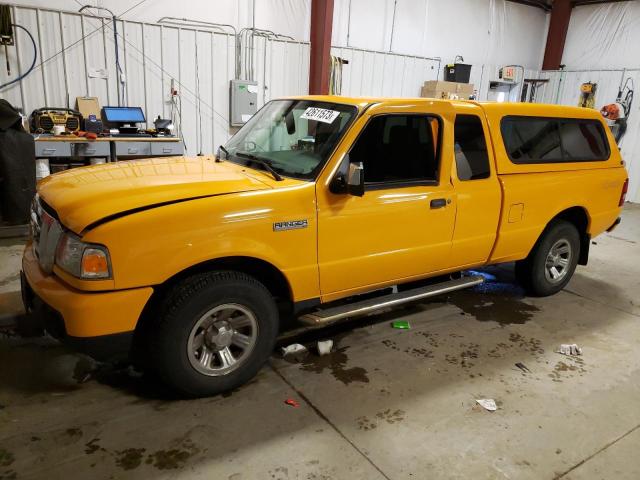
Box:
33, 135, 185, 177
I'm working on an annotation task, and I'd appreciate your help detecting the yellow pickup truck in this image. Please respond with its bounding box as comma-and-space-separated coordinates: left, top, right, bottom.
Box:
21, 96, 628, 396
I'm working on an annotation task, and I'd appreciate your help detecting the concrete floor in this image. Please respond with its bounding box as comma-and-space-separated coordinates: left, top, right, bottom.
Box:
1, 205, 639, 480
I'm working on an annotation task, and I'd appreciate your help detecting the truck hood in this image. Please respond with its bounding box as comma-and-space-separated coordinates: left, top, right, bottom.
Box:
38, 156, 273, 233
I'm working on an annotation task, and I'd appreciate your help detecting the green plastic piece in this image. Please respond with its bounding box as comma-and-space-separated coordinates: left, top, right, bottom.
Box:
392, 320, 410, 329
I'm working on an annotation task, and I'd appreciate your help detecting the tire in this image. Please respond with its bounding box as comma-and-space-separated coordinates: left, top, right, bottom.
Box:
147, 271, 279, 397
515, 220, 580, 297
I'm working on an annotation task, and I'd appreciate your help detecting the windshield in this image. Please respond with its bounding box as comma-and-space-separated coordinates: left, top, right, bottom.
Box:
223, 100, 358, 180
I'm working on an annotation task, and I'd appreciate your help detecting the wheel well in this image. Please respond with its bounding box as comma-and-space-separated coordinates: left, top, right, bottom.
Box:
131, 257, 292, 361
159, 256, 292, 301
552, 207, 590, 265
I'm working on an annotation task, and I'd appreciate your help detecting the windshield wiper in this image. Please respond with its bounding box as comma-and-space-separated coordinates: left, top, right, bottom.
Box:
217, 145, 229, 162
234, 152, 283, 181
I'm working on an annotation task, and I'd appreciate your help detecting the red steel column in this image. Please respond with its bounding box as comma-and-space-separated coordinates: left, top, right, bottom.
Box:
542, 0, 573, 70
309, 0, 334, 95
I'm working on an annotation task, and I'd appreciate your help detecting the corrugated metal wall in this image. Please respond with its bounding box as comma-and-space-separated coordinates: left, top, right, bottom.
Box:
0, 5, 310, 155
330, 46, 441, 97
2, 4, 549, 160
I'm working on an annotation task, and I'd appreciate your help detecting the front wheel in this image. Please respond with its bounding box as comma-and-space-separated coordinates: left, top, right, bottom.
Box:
515, 220, 580, 297
148, 271, 279, 397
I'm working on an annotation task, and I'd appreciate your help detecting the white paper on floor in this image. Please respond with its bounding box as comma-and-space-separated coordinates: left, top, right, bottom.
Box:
476, 399, 498, 411
317, 340, 333, 356
557, 344, 582, 356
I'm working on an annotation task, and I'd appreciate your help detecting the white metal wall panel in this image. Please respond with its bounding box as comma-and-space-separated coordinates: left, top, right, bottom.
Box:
331, 46, 439, 98
13, 7, 44, 111
0, 6, 309, 155
141, 24, 164, 128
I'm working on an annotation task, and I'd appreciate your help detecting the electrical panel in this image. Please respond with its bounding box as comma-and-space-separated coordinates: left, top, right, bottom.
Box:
230, 79, 258, 127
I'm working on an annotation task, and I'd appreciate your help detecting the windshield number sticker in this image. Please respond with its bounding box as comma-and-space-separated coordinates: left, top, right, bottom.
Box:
300, 107, 340, 124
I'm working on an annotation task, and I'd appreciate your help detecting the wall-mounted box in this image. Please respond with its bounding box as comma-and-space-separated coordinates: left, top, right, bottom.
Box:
230, 80, 258, 127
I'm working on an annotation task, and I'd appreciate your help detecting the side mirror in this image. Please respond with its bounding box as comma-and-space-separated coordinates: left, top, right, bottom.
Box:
347, 162, 365, 197
330, 155, 365, 196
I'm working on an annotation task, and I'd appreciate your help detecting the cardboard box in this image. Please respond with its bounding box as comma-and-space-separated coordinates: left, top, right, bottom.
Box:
420, 80, 474, 100
75, 97, 100, 118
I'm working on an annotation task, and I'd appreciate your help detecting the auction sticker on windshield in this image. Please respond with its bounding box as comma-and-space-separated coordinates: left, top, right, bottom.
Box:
300, 107, 340, 124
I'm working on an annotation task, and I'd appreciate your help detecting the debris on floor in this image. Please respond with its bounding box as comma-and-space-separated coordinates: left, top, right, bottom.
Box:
391, 320, 411, 330
476, 399, 498, 411
557, 344, 582, 356
281, 343, 309, 362
284, 398, 300, 408
317, 340, 333, 356
515, 362, 531, 373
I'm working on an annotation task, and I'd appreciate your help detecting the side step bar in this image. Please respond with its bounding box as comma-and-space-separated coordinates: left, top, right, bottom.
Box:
299, 275, 484, 326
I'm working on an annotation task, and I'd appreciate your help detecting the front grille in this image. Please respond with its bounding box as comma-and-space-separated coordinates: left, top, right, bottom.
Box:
30, 196, 62, 274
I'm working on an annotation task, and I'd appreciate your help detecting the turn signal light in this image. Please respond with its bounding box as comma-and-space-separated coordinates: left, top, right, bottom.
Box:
81, 248, 110, 279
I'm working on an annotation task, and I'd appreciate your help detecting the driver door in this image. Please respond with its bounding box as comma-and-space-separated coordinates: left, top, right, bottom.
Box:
316, 103, 457, 301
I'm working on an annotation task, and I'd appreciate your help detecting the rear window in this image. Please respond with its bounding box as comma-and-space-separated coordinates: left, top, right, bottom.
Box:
501, 116, 610, 164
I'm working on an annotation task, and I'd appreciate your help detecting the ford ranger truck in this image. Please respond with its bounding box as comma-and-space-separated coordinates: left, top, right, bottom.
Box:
21, 97, 628, 396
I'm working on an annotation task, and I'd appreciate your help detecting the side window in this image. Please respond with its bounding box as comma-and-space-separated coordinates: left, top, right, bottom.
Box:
454, 115, 490, 180
501, 116, 609, 163
349, 115, 440, 185
501, 117, 563, 163
560, 121, 609, 160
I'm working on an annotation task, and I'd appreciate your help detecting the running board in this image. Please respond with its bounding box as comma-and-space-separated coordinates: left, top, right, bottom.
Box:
298, 275, 484, 326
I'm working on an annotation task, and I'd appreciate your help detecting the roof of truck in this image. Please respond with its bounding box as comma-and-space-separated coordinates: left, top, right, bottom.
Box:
286, 95, 603, 120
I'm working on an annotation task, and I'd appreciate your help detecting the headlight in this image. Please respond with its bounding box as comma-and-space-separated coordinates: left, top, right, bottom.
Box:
55, 232, 112, 280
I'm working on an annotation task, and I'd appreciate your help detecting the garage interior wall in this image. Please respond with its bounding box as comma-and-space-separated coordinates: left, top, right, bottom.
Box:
0, 0, 637, 202
533, 2, 640, 203
0, 0, 548, 154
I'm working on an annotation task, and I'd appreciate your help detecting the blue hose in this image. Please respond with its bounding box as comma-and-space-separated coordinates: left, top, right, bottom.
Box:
0, 24, 37, 91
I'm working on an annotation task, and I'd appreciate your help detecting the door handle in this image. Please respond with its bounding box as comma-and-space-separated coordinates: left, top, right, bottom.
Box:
430, 198, 447, 209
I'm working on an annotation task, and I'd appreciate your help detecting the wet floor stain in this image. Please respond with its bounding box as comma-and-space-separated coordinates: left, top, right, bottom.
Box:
146, 438, 200, 471
375, 408, 405, 424
446, 270, 540, 325
115, 448, 146, 471
0, 470, 16, 480
404, 347, 434, 359
356, 416, 377, 431
146, 448, 194, 470
299, 346, 369, 385
445, 342, 480, 370
79, 436, 200, 472
268, 466, 289, 479
65, 427, 82, 437
84, 438, 104, 455
548, 357, 587, 382
356, 409, 405, 430
509, 333, 544, 355
0, 449, 14, 467
414, 331, 442, 348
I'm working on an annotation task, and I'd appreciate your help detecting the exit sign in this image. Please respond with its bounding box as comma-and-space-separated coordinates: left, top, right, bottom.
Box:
501, 66, 516, 81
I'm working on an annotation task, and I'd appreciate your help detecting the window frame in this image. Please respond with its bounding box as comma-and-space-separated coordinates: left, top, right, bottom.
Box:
500, 115, 611, 165
453, 113, 492, 182
346, 112, 444, 191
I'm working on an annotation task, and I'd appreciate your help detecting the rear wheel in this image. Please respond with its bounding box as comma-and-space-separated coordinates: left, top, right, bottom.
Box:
515, 220, 580, 297
148, 271, 279, 397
